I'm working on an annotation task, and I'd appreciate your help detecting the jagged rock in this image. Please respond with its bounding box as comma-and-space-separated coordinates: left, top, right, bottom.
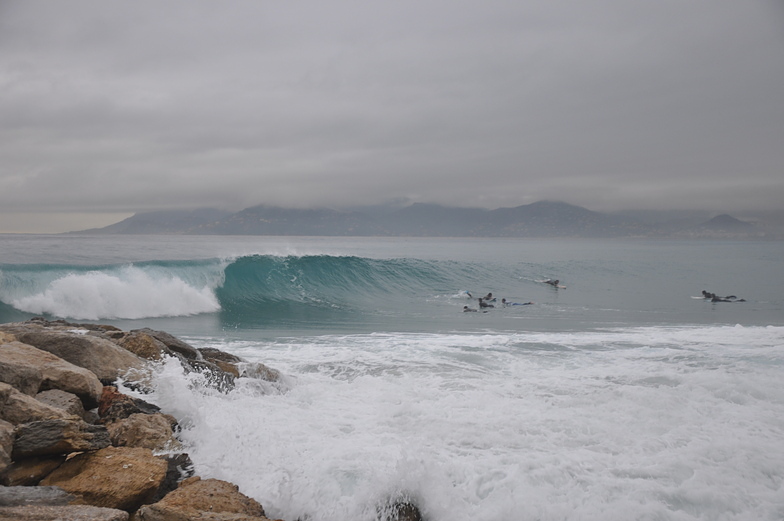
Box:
376, 498, 424, 521
106, 413, 179, 451
0, 485, 75, 506
116, 331, 167, 361
36, 389, 87, 420
198, 348, 242, 364
0, 383, 77, 426
0, 340, 103, 408
149, 453, 195, 504
238, 362, 282, 383
12, 419, 110, 460
98, 387, 161, 424
132, 328, 201, 360
0, 419, 12, 472
0, 455, 67, 486
185, 359, 236, 391
0, 504, 129, 520
136, 476, 268, 521
40, 446, 168, 512
2, 325, 147, 383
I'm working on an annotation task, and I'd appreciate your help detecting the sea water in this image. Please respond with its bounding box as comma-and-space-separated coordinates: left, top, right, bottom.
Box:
1, 234, 783, 520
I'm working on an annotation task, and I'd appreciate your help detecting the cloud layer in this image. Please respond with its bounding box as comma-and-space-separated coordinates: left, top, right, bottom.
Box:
2, 0, 783, 231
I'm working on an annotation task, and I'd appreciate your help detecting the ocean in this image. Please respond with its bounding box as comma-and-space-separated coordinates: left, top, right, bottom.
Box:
1, 234, 783, 521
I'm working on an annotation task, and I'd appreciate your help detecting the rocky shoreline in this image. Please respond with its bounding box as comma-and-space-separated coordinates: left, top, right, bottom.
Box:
0, 317, 292, 521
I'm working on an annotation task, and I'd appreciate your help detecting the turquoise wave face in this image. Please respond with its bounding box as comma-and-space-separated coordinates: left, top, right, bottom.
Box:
0, 255, 498, 325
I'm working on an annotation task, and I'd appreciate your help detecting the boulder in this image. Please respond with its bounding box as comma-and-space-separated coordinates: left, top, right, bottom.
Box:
6, 328, 146, 383
116, 331, 167, 361
0, 339, 109, 408
0, 485, 75, 506
0, 505, 129, 520
0, 383, 77, 426
238, 362, 282, 383
149, 453, 195, 504
0, 455, 66, 486
36, 389, 87, 420
0, 419, 13, 472
12, 419, 110, 460
198, 347, 243, 364
136, 477, 268, 521
98, 387, 161, 424
131, 328, 201, 361
106, 413, 179, 451
40, 446, 168, 512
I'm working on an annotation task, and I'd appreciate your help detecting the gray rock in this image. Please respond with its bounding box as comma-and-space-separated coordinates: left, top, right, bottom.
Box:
0, 485, 74, 506
36, 390, 86, 420
0, 504, 129, 521
0, 340, 103, 409
12, 419, 110, 460
0, 383, 77, 426
3, 327, 146, 383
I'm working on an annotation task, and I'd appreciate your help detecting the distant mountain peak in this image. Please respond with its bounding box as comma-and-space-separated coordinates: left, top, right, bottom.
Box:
702, 214, 753, 229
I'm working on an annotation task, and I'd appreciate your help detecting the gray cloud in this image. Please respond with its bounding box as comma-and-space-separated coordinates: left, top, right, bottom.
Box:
1, 0, 783, 231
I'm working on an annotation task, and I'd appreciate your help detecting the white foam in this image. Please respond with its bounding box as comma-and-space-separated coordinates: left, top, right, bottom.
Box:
12, 266, 220, 320
130, 325, 784, 521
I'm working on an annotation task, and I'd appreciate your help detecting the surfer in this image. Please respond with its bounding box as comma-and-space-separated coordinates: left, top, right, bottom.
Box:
501, 298, 532, 306
703, 290, 741, 301
543, 279, 560, 287
711, 296, 745, 303
463, 306, 478, 312
478, 298, 494, 309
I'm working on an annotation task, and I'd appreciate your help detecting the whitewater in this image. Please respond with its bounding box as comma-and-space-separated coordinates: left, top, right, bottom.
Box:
1, 234, 783, 521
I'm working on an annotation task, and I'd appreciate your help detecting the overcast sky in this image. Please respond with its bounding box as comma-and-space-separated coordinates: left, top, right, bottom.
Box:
1, 0, 783, 232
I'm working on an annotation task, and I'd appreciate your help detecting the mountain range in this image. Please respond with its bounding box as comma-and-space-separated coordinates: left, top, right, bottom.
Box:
74, 201, 782, 239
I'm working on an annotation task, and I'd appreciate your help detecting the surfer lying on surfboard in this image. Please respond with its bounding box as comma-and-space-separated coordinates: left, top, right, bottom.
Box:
539, 279, 566, 289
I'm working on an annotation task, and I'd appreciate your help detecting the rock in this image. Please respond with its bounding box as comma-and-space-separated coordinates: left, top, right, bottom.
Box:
4, 327, 147, 384
136, 477, 268, 521
0, 343, 42, 395
98, 387, 161, 424
36, 389, 87, 420
238, 362, 282, 383
0, 340, 104, 408
12, 419, 110, 460
0, 383, 77, 426
131, 329, 201, 361
185, 359, 236, 392
0, 504, 129, 520
149, 453, 195, 504
0, 419, 13, 472
198, 348, 243, 364
0, 485, 75, 506
40, 446, 168, 512
0, 455, 67, 486
116, 331, 167, 361
376, 498, 424, 521
106, 413, 179, 451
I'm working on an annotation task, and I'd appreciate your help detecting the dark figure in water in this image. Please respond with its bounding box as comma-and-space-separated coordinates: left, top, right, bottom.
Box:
478, 298, 494, 309
502, 298, 533, 306
712, 296, 746, 303
703, 290, 741, 301
544, 279, 560, 287
463, 306, 478, 312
